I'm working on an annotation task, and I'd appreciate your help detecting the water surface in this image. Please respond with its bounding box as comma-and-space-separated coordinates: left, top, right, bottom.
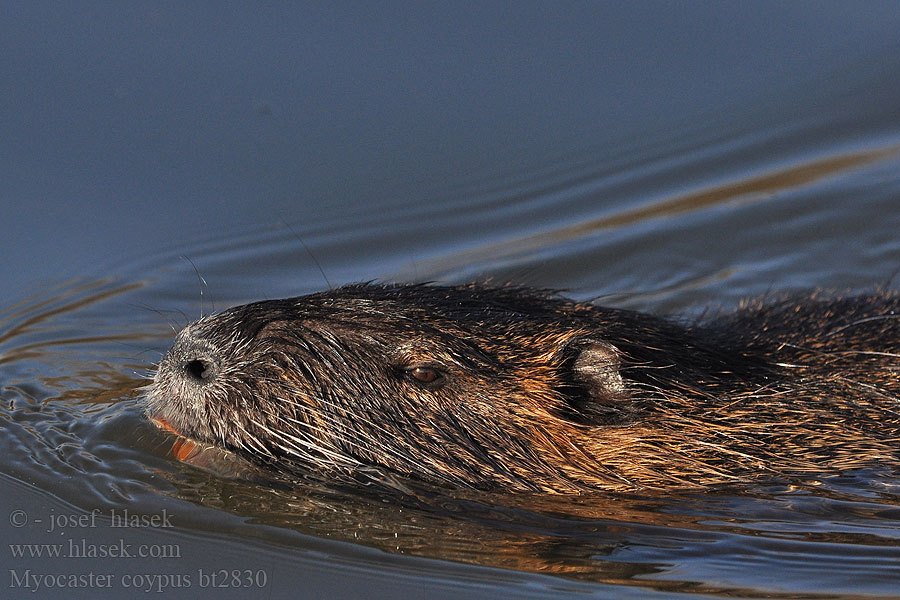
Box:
2, 3, 900, 599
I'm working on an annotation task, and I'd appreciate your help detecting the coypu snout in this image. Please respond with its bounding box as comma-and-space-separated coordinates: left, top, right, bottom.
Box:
146, 324, 235, 444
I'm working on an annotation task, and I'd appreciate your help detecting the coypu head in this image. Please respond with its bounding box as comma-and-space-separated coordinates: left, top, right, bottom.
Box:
145, 283, 636, 491
147, 284, 900, 491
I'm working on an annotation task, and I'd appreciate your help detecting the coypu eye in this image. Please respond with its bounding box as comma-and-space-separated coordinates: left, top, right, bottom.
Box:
406, 366, 444, 386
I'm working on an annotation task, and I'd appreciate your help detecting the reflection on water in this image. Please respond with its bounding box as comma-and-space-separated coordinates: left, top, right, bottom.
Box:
0, 281, 166, 510
158, 465, 900, 596
416, 144, 900, 281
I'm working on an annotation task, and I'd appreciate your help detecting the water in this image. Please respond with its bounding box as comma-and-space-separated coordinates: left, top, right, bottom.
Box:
2, 2, 900, 598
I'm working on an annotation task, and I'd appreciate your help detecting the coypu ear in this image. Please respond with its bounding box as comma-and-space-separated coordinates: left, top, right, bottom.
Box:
557, 338, 629, 424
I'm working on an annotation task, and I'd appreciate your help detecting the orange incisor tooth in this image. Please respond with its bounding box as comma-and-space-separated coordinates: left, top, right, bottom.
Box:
152, 417, 199, 461
172, 437, 199, 462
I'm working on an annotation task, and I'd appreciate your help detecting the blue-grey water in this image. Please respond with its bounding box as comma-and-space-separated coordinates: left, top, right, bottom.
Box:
3, 3, 900, 598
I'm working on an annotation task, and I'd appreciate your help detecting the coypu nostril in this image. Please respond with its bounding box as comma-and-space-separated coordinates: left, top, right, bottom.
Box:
184, 358, 216, 383
166, 328, 222, 386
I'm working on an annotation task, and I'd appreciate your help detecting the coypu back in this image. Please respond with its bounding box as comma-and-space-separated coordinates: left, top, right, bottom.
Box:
145, 283, 900, 492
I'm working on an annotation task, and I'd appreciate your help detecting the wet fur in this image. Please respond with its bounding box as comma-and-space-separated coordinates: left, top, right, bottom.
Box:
145, 284, 900, 492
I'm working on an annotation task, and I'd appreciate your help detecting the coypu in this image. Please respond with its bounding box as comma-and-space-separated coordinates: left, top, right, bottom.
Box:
144, 283, 900, 493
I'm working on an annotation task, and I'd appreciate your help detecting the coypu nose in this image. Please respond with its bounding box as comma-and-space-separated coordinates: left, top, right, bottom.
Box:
165, 328, 223, 387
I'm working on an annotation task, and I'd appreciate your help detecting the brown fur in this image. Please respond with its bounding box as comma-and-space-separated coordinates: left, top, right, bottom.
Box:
144, 284, 900, 493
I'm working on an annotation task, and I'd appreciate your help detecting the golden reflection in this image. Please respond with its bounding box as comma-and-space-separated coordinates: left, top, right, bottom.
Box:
422, 144, 900, 277
0, 278, 143, 343
154, 457, 900, 593
0, 279, 163, 367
